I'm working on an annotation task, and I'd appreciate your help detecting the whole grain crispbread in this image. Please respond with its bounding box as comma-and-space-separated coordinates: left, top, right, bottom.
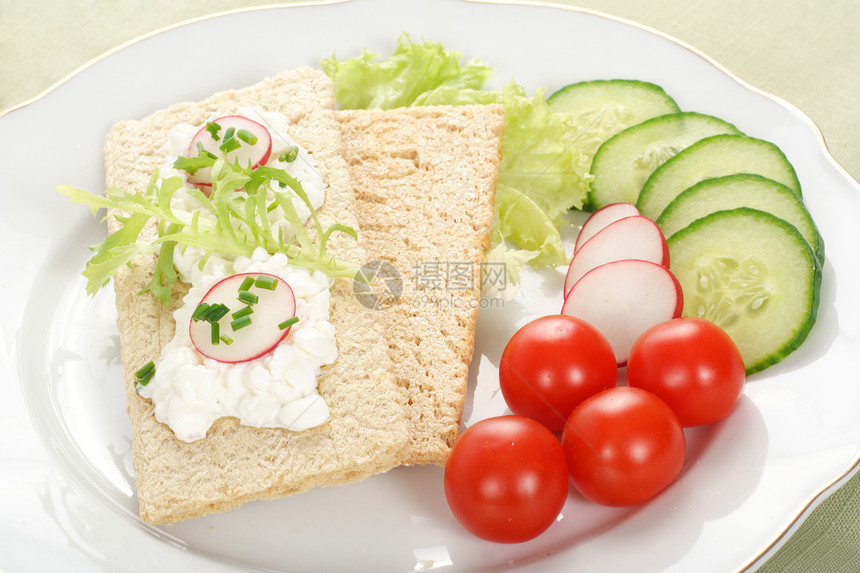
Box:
107, 68, 411, 525
337, 104, 505, 465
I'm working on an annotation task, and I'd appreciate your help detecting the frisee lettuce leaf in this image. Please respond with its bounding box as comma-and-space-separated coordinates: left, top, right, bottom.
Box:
321, 34, 493, 110
494, 183, 566, 266
321, 34, 585, 271
58, 153, 359, 305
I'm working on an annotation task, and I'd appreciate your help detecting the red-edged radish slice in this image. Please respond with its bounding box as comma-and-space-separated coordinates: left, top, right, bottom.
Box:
190, 272, 296, 364
561, 260, 683, 366
563, 215, 669, 297
574, 202, 640, 255
185, 115, 273, 189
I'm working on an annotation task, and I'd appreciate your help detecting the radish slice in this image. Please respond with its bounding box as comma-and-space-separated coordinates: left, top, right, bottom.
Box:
563, 215, 669, 297
561, 260, 683, 366
185, 115, 273, 189
574, 202, 640, 254
189, 272, 296, 363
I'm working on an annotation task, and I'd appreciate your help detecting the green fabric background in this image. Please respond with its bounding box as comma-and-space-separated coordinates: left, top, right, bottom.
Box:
3, 1, 859, 570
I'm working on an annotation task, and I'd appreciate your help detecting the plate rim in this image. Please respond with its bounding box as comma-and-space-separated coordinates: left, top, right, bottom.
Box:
5, 1, 860, 571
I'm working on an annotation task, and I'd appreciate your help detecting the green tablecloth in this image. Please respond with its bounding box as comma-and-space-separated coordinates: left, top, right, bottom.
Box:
2, 1, 859, 571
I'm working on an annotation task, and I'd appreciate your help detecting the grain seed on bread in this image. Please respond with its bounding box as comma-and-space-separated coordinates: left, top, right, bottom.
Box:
104, 68, 504, 523
108, 68, 410, 524
338, 104, 505, 465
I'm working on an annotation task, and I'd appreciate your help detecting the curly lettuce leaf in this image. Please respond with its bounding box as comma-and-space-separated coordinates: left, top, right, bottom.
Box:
494, 183, 566, 267
322, 35, 583, 276
483, 239, 539, 301
58, 155, 359, 305
320, 34, 493, 110
417, 81, 587, 215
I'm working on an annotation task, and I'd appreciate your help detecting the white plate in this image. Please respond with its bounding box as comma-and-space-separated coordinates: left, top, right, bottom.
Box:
2, 1, 860, 571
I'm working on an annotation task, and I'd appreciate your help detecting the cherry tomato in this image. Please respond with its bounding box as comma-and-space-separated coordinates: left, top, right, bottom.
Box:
444, 416, 569, 543
499, 315, 617, 432
626, 317, 746, 427
562, 386, 685, 507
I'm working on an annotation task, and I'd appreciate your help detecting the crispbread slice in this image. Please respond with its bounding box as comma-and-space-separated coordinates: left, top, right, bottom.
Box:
107, 68, 410, 524
337, 104, 505, 465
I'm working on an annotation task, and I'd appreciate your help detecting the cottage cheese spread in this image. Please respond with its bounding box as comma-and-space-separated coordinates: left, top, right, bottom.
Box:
136, 108, 337, 442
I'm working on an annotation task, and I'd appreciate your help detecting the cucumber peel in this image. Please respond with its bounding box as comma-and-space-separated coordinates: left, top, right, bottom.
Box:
547, 79, 681, 207
656, 173, 823, 262
588, 112, 742, 210
667, 208, 821, 374
637, 134, 802, 220
547, 79, 680, 120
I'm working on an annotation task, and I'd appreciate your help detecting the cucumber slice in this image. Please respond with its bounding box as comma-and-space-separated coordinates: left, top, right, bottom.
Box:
495, 183, 567, 267
548, 79, 680, 140
637, 134, 801, 220
656, 174, 823, 262
667, 208, 821, 374
547, 80, 681, 211
588, 112, 742, 210
548, 79, 679, 117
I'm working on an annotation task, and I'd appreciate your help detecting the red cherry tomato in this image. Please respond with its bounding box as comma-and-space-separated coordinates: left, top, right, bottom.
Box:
444, 416, 569, 543
562, 386, 685, 507
626, 317, 746, 427
499, 315, 617, 432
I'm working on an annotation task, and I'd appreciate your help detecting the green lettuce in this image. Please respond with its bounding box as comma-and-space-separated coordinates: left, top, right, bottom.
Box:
494, 183, 566, 266
58, 154, 359, 305
321, 35, 493, 110
321, 34, 584, 271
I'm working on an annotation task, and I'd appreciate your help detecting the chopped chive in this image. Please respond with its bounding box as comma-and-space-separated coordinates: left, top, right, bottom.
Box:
223, 127, 235, 140
211, 321, 220, 344
237, 129, 258, 145
255, 275, 278, 290
199, 304, 217, 321
205, 121, 221, 140
202, 303, 230, 323
231, 315, 253, 331
279, 146, 299, 163
191, 302, 210, 321
232, 305, 254, 319
238, 290, 259, 305
238, 275, 256, 292
278, 181, 287, 188
220, 335, 234, 345
135, 360, 155, 378
219, 137, 241, 154
278, 316, 300, 330
194, 141, 218, 159
134, 360, 156, 386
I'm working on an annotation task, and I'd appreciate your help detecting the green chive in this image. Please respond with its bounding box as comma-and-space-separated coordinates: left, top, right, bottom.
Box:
232, 305, 254, 319
135, 361, 156, 385
238, 290, 259, 305
223, 127, 235, 140
202, 303, 230, 323
191, 302, 210, 321
205, 121, 221, 140
255, 275, 278, 290
238, 275, 256, 292
280, 146, 299, 163
199, 304, 217, 322
231, 315, 253, 331
278, 316, 299, 330
200, 144, 217, 159
237, 129, 258, 145
135, 360, 155, 377
220, 335, 234, 345
219, 137, 241, 154
211, 322, 220, 344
